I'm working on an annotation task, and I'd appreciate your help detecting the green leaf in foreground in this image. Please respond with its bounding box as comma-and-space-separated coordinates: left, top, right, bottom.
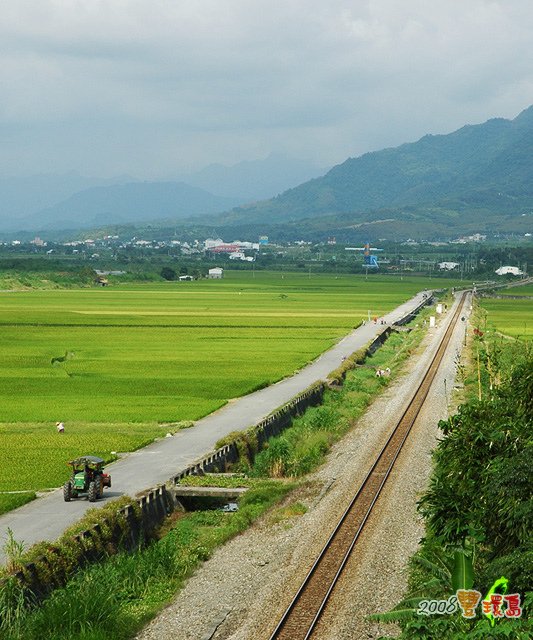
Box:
451, 550, 474, 592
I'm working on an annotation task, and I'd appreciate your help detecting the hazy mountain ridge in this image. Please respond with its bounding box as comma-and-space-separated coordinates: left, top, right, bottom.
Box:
211, 105, 533, 235
0, 173, 137, 230
19, 182, 240, 231
1, 154, 326, 232
3, 107, 532, 239
179, 153, 327, 201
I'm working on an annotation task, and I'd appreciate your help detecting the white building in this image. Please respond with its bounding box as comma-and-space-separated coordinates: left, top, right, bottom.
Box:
208, 267, 224, 279
438, 262, 460, 271
495, 266, 524, 276
229, 251, 246, 260
228, 252, 255, 262
205, 238, 224, 250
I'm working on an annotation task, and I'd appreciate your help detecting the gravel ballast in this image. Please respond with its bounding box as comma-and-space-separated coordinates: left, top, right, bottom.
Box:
136, 294, 472, 640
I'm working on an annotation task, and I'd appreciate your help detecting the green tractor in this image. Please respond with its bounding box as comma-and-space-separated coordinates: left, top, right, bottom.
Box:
63, 455, 112, 502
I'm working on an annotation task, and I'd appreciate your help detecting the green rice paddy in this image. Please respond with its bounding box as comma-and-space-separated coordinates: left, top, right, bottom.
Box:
480, 297, 533, 338
496, 283, 533, 296
0, 271, 458, 496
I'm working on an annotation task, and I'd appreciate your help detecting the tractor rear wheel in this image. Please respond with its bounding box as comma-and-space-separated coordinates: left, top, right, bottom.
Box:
63, 481, 72, 502
88, 481, 97, 502
94, 476, 103, 499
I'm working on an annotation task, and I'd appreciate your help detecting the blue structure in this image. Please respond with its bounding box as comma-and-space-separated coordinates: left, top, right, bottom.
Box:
345, 242, 383, 269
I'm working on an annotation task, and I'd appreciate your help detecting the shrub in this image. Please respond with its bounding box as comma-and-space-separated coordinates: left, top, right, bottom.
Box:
159, 267, 176, 281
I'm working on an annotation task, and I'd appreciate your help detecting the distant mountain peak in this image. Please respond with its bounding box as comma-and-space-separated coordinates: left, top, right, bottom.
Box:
179, 153, 328, 201
513, 104, 533, 126
204, 104, 533, 241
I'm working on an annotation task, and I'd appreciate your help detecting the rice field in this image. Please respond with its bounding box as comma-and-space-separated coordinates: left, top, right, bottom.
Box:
0, 271, 458, 496
496, 283, 533, 296
480, 297, 533, 338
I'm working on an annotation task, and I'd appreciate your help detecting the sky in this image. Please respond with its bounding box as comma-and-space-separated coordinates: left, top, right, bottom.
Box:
1, 0, 532, 179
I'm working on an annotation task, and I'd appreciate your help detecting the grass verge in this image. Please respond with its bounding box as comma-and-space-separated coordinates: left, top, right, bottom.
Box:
0, 493, 36, 517
0, 297, 439, 638
0, 480, 294, 639
248, 311, 435, 479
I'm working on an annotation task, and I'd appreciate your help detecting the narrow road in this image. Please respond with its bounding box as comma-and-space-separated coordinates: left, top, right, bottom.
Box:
0, 290, 430, 563
135, 293, 470, 640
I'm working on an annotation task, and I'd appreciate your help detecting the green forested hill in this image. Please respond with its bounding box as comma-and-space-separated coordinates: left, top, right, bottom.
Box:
211, 105, 533, 239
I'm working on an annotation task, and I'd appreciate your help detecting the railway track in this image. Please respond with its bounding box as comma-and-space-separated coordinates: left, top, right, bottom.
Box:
270, 293, 468, 640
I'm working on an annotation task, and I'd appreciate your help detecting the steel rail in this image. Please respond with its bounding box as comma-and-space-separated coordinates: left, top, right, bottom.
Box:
270, 293, 468, 640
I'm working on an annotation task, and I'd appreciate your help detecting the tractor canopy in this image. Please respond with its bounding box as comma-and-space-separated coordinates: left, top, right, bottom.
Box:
68, 455, 105, 469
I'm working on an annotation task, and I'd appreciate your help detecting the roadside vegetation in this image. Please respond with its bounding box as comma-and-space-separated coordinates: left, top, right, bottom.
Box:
0, 480, 294, 640
0, 494, 36, 517
222, 313, 435, 480
0, 272, 444, 511
374, 301, 532, 638
0, 292, 437, 639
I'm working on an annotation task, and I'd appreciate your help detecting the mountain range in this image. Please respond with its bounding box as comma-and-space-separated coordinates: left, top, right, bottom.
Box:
176, 153, 326, 201
0, 155, 325, 233
209, 105, 533, 240
2, 106, 532, 240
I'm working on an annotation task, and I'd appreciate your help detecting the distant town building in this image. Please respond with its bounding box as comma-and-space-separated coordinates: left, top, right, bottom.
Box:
205, 238, 257, 253
453, 233, 487, 244
259, 235, 269, 245
210, 244, 242, 254
495, 266, 524, 276
208, 267, 224, 279
327, 236, 336, 245
95, 270, 126, 276
31, 236, 46, 246
438, 262, 460, 270
228, 252, 254, 262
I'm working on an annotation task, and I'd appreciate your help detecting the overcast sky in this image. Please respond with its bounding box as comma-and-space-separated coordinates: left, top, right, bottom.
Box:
1, 0, 532, 179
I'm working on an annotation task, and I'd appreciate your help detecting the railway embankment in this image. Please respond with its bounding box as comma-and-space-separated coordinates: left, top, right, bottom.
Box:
0, 293, 438, 639
371, 299, 532, 639
135, 293, 466, 640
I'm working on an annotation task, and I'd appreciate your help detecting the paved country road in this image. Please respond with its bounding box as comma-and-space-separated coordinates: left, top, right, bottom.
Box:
0, 290, 430, 564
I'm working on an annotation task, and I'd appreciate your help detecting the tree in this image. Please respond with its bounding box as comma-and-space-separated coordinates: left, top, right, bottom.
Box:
160, 267, 176, 281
